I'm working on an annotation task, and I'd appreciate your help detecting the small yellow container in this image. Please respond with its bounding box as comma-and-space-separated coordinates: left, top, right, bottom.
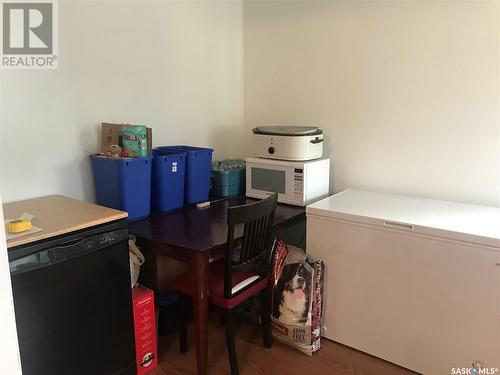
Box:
6, 219, 32, 234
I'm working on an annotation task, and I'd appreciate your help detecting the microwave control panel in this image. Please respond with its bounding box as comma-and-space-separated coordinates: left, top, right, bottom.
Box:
294, 168, 304, 195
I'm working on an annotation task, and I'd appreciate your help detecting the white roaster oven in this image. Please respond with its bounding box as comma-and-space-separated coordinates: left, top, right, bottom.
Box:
251, 126, 324, 161
246, 126, 330, 206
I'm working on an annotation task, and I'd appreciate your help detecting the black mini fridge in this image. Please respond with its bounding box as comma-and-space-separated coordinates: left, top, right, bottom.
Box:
8, 220, 136, 375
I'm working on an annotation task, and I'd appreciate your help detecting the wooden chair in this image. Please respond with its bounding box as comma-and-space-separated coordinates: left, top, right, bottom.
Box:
172, 193, 278, 375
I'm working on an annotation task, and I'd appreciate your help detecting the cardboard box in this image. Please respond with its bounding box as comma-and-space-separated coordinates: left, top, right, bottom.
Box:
101, 122, 153, 156
132, 285, 158, 375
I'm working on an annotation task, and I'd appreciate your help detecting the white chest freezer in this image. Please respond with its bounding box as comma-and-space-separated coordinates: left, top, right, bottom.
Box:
306, 189, 500, 375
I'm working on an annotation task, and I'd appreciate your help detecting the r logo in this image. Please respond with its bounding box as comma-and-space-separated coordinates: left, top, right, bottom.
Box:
3, 2, 53, 54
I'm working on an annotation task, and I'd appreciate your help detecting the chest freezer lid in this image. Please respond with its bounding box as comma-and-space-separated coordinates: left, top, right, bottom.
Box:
306, 189, 500, 249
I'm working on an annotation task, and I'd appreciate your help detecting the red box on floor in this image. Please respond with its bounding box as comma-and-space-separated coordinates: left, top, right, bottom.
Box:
132, 285, 158, 375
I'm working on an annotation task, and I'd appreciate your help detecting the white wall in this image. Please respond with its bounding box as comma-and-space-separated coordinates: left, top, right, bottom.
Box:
1, 0, 243, 203
244, 1, 500, 206
0, 195, 22, 375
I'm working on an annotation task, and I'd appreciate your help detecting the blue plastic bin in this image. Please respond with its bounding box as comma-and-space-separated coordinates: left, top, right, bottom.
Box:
155, 146, 213, 204
90, 155, 152, 221
151, 151, 186, 213
212, 168, 246, 197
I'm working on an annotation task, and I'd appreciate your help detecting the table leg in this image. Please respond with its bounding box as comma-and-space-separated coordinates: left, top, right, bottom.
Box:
191, 252, 209, 375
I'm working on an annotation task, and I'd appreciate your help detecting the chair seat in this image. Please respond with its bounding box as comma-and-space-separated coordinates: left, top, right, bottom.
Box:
171, 261, 268, 309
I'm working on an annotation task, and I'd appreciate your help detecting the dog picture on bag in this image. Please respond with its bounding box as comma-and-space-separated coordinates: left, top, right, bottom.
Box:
273, 262, 313, 325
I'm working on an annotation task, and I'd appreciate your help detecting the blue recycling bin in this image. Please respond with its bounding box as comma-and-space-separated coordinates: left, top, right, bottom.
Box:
155, 146, 213, 204
151, 151, 186, 213
90, 155, 152, 221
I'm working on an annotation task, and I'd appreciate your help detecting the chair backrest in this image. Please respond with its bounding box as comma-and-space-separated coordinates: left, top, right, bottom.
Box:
224, 193, 278, 299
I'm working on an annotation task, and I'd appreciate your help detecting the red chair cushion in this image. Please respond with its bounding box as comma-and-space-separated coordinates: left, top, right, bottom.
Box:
171, 261, 268, 309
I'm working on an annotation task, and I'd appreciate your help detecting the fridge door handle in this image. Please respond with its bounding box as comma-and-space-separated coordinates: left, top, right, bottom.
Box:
382, 220, 414, 231
58, 237, 85, 247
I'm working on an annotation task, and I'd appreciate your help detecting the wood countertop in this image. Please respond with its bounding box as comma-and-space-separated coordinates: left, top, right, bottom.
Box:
4, 195, 128, 249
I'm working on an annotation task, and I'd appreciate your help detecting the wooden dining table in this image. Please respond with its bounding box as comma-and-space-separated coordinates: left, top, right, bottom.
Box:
128, 196, 305, 375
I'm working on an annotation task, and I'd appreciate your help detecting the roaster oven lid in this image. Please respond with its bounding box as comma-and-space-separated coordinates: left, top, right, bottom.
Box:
252, 126, 322, 136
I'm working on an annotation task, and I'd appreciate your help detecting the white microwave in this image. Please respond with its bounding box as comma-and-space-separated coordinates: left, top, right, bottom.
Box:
245, 157, 330, 206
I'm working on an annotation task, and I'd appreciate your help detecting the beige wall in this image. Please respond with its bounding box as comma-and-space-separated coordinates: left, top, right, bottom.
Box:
1, 0, 243, 203
244, 1, 500, 206
2, 1, 499, 206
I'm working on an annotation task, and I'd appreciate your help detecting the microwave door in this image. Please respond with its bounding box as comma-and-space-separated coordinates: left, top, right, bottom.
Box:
247, 164, 303, 205
250, 167, 287, 195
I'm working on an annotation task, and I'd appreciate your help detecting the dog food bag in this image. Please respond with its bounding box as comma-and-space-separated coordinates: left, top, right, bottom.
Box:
270, 241, 325, 355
